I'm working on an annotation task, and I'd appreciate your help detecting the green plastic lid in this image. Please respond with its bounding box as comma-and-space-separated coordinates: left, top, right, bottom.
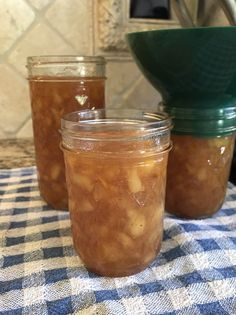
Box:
160, 103, 236, 137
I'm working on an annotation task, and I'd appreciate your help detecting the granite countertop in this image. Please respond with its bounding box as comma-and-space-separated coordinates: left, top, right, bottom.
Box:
0, 138, 35, 169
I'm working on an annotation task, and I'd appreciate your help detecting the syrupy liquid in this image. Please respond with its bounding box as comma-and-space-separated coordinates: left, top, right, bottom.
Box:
63, 137, 169, 277
166, 134, 235, 218
29, 77, 105, 209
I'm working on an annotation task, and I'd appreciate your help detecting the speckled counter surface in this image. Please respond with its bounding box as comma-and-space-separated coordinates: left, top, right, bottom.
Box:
0, 138, 35, 168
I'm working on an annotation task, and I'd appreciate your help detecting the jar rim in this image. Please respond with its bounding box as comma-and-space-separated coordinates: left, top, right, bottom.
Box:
61, 109, 172, 141
61, 109, 172, 156
27, 55, 106, 65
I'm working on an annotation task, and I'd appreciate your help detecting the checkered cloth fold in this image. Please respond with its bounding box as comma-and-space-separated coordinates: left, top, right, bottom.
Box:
0, 167, 236, 315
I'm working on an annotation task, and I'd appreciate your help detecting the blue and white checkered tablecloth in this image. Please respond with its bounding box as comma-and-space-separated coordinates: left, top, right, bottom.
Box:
0, 167, 236, 315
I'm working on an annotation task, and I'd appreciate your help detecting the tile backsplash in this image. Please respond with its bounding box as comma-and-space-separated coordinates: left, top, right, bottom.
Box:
0, 0, 160, 139
0, 0, 228, 139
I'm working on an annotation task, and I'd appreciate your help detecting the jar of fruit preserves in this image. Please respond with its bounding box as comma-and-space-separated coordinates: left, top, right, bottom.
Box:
161, 105, 236, 219
27, 56, 106, 209
61, 109, 172, 276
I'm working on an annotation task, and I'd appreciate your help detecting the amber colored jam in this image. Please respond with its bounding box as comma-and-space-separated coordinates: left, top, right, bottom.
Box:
166, 134, 235, 218
29, 77, 105, 209
63, 144, 168, 277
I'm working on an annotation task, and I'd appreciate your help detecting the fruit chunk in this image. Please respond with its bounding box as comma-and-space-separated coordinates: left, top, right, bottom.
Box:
74, 173, 93, 192
79, 199, 94, 212
117, 232, 133, 248
127, 169, 144, 193
93, 182, 106, 201
140, 159, 158, 175
50, 164, 61, 180
102, 242, 122, 262
127, 211, 146, 238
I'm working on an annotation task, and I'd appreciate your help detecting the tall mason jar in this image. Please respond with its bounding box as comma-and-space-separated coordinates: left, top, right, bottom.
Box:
61, 109, 172, 277
27, 56, 106, 209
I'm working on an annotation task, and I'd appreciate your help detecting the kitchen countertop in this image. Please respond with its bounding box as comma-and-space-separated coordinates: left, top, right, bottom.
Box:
0, 138, 35, 169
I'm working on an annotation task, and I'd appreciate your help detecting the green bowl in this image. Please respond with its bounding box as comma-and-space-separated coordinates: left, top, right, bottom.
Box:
126, 26, 236, 109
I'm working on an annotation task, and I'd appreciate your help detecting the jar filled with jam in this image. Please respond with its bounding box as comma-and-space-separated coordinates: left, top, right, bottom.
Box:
27, 56, 106, 209
161, 105, 236, 219
61, 109, 172, 276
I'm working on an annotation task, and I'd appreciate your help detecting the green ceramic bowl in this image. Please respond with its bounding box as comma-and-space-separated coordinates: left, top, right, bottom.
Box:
126, 26, 236, 110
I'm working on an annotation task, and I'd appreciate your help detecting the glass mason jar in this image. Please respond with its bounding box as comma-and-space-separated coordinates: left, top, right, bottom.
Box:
161, 105, 236, 219
61, 109, 172, 277
27, 56, 106, 209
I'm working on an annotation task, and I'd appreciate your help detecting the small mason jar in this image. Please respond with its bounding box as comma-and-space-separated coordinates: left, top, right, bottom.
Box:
27, 55, 106, 209
61, 109, 172, 277
161, 105, 236, 219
